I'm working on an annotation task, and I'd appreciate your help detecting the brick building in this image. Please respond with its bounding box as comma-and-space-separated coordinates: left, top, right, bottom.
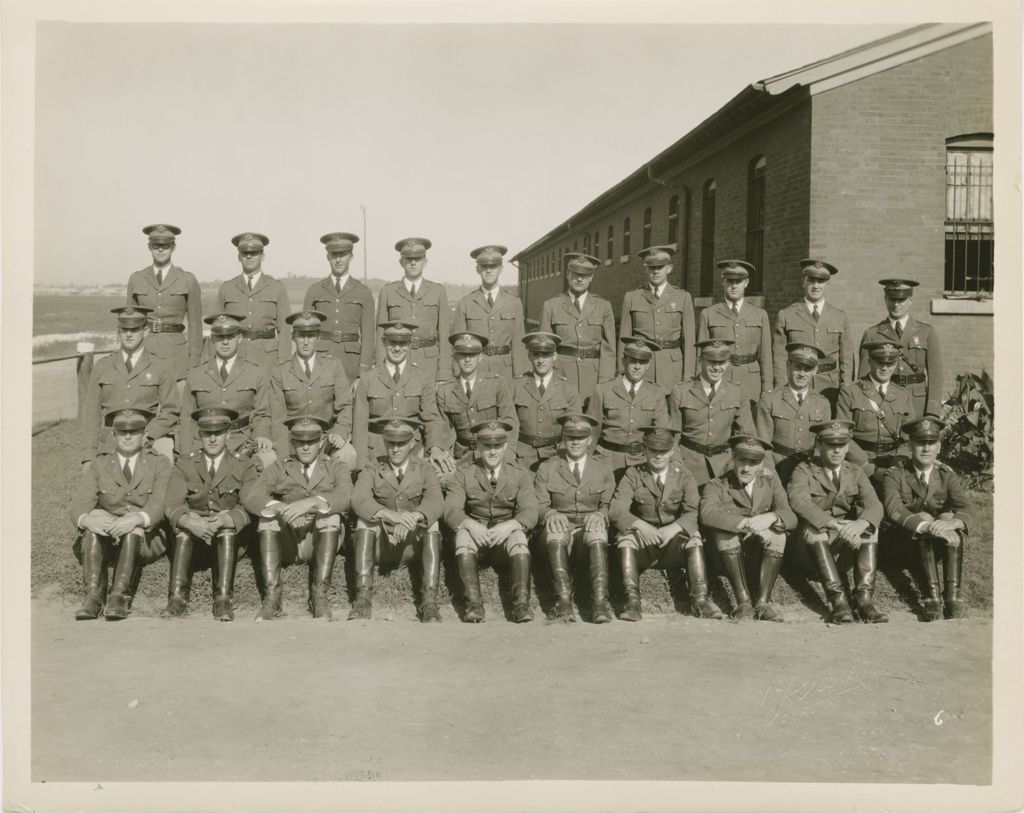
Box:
513, 23, 993, 380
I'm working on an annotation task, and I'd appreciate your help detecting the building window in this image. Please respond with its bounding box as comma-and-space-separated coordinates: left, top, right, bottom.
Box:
558, 248, 563, 275
583, 233, 590, 253
607, 225, 614, 261
642, 207, 652, 250
594, 231, 600, 259
746, 156, 766, 294
700, 180, 716, 296
622, 217, 631, 259
573, 240, 578, 252
667, 195, 679, 246
945, 134, 993, 295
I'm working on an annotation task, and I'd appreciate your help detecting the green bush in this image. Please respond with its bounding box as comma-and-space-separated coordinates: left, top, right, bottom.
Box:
939, 371, 994, 488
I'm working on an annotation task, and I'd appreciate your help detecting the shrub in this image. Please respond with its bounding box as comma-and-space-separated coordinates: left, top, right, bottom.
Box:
939, 371, 994, 488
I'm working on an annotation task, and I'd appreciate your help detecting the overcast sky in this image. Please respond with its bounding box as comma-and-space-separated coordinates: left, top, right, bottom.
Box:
34, 22, 907, 286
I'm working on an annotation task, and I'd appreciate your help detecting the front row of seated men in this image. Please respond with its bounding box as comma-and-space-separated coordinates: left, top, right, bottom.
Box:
70, 402, 970, 625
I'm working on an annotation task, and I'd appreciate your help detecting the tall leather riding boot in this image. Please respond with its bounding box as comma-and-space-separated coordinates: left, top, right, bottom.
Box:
419, 531, 443, 623
310, 529, 340, 620
808, 539, 853, 624
853, 543, 888, 623
916, 539, 943, 622
348, 528, 376, 620
75, 532, 107, 621
619, 546, 643, 622
943, 542, 966, 619
255, 530, 283, 621
161, 532, 193, 618
212, 531, 238, 622
685, 545, 723, 620
547, 540, 575, 622
105, 532, 142, 620
719, 548, 755, 620
457, 552, 485, 622
589, 543, 613, 624
510, 553, 534, 623
753, 550, 785, 622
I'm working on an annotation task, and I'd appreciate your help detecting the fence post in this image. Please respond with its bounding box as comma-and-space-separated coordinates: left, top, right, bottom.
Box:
76, 342, 95, 416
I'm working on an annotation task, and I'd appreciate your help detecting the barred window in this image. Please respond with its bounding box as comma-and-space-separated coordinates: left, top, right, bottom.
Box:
607, 225, 614, 260
667, 195, 679, 245
642, 207, 653, 250
594, 231, 600, 259
675, 188, 690, 287
745, 156, 766, 294
583, 233, 590, 253
945, 134, 993, 295
622, 217, 631, 258
700, 180, 716, 296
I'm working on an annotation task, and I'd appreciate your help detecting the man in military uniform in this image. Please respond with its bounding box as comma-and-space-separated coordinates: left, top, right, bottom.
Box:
375, 237, 452, 383
350, 417, 446, 622
268, 311, 355, 467
178, 312, 274, 468
881, 417, 972, 621
697, 259, 773, 409
858, 278, 944, 418
80, 306, 180, 466
699, 434, 797, 621
609, 426, 722, 622
512, 332, 582, 470
162, 407, 260, 621
126, 224, 202, 388
535, 414, 616, 623
303, 232, 376, 386
444, 420, 539, 623
837, 341, 914, 478
69, 408, 172, 620
787, 420, 887, 624
539, 252, 616, 404
587, 335, 669, 481
242, 416, 352, 621
754, 343, 832, 483
436, 332, 518, 466
618, 245, 696, 387
352, 320, 448, 473
772, 259, 854, 408
215, 232, 291, 371
451, 245, 528, 382
668, 338, 755, 488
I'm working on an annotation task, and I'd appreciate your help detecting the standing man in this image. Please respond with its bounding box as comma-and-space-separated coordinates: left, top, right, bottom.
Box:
216, 232, 291, 372
375, 237, 452, 383
858, 279, 944, 418
303, 232, 376, 387
80, 306, 180, 466
697, 259, 773, 409
772, 259, 854, 408
618, 245, 695, 387
451, 245, 528, 383
126, 224, 202, 389
539, 252, 616, 404
512, 332, 582, 470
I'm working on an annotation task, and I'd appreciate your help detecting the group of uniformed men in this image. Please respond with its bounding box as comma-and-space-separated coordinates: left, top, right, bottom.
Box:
70, 227, 969, 627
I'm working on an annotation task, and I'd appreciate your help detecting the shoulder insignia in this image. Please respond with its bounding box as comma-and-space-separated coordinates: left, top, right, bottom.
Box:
761, 469, 775, 480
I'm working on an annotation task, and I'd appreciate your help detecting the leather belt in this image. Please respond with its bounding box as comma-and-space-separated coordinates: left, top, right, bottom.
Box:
679, 436, 729, 457
557, 344, 602, 360
239, 327, 277, 339
599, 438, 644, 456
147, 319, 185, 333
730, 353, 757, 365
816, 360, 837, 373
228, 416, 250, 430
483, 344, 511, 356
893, 372, 926, 385
858, 439, 900, 453
518, 432, 560, 448
651, 337, 682, 350
321, 330, 360, 343
409, 336, 438, 349
772, 442, 811, 459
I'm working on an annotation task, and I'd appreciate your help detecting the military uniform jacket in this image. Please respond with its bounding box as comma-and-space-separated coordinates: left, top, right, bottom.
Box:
443, 459, 539, 530
668, 378, 755, 483
351, 455, 445, 526
436, 373, 518, 458
80, 349, 181, 463
269, 354, 353, 453
452, 288, 528, 380
303, 274, 376, 382
512, 373, 581, 459
772, 301, 854, 392
216, 273, 291, 367
165, 450, 258, 532
241, 454, 352, 517
539, 292, 616, 394
586, 378, 669, 459
352, 363, 445, 468
179, 357, 271, 457
786, 458, 883, 533
697, 300, 773, 402
535, 452, 615, 522
698, 469, 797, 534
754, 388, 831, 461
880, 459, 972, 535
858, 316, 943, 418
127, 264, 203, 380
375, 279, 452, 382
836, 379, 914, 460
69, 449, 172, 529
619, 285, 696, 386
608, 460, 700, 537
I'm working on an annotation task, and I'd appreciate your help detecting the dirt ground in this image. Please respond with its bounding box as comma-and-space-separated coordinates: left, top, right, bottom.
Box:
32, 601, 991, 784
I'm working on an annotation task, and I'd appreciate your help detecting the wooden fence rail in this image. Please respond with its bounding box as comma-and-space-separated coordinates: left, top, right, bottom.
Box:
32, 342, 114, 431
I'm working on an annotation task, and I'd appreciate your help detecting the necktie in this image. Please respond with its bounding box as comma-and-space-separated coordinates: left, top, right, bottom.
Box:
122, 459, 132, 482
125, 354, 133, 373
812, 305, 820, 322
796, 391, 804, 405
486, 291, 494, 308
303, 464, 311, 483
895, 321, 903, 338
651, 287, 660, 300
573, 295, 581, 313
156, 268, 163, 287
878, 385, 887, 398
489, 470, 498, 489
304, 359, 312, 379
465, 380, 472, 399
731, 303, 739, 318
208, 459, 216, 481
831, 469, 841, 489
335, 277, 342, 294
628, 382, 637, 401
392, 365, 401, 384
708, 382, 717, 401
537, 379, 546, 396
572, 462, 581, 484
220, 361, 228, 382
409, 284, 417, 299
656, 474, 665, 493
247, 275, 253, 293
396, 467, 404, 484
918, 470, 928, 489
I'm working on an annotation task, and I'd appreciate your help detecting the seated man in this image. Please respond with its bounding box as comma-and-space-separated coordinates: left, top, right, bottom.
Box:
350, 417, 446, 622
443, 420, 539, 623
534, 414, 616, 623
512, 332, 581, 470
699, 434, 797, 621
242, 415, 352, 621
69, 408, 172, 620
880, 416, 972, 621
162, 407, 260, 621
787, 420, 886, 624
609, 426, 722, 622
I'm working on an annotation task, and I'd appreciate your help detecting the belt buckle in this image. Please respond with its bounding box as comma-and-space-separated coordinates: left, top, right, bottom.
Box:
151, 317, 162, 331
333, 331, 344, 342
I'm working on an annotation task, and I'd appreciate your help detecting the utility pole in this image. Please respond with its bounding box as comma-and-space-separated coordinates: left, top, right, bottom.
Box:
360, 204, 367, 281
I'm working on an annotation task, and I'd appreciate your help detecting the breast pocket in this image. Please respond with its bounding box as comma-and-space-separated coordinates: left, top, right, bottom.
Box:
629, 308, 654, 334
825, 327, 844, 353
340, 301, 364, 324
222, 296, 245, 313
850, 407, 876, 434
705, 314, 733, 338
